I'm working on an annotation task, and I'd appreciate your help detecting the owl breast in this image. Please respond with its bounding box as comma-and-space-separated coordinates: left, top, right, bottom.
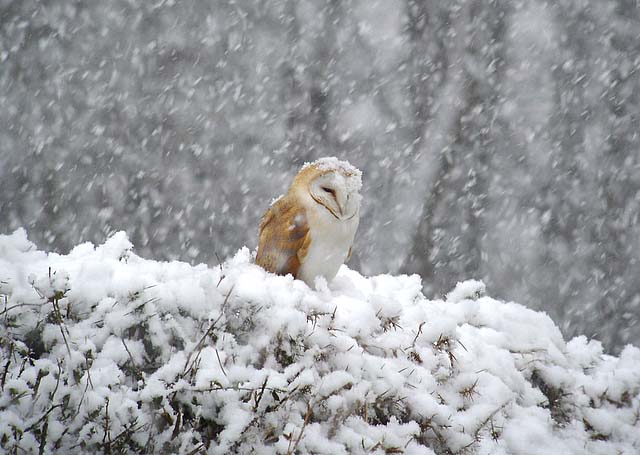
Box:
297, 199, 359, 286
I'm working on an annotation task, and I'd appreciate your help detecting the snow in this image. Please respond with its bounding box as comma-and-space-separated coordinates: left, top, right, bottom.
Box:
446, 280, 487, 304
1, 230, 639, 454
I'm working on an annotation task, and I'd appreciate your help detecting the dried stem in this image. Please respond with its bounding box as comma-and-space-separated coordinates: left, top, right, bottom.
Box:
286, 402, 313, 455
181, 285, 234, 379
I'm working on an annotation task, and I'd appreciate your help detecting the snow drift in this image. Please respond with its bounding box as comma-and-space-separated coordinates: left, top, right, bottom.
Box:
0, 229, 639, 454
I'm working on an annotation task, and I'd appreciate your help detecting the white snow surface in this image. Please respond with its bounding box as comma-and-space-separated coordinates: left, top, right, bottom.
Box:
0, 229, 639, 454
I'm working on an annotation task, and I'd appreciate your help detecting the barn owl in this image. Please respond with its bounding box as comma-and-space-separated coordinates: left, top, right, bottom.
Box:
256, 157, 362, 287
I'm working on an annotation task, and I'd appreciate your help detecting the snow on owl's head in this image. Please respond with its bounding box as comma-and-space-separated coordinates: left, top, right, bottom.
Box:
297, 157, 362, 221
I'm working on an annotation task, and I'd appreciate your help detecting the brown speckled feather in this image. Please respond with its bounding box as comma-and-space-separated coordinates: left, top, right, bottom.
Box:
256, 195, 311, 278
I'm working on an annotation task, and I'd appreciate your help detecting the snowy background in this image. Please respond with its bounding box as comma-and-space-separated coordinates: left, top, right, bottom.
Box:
1, 0, 640, 353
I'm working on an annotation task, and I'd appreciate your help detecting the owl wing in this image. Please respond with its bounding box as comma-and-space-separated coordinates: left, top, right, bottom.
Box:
256, 195, 311, 278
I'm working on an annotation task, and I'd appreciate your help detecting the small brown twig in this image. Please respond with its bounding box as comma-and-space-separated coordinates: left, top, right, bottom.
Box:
215, 348, 227, 378
286, 402, 313, 455
472, 401, 510, 443
102, 398, 112, 454
181, 285, 234, 379
25, 403, 63, 432
1, 341, 13, 391
186, 442, 206, 455
52, 300, 72, 356
122, 338, 145, 386
0, 302, 43, 316
412, 322, 426, 347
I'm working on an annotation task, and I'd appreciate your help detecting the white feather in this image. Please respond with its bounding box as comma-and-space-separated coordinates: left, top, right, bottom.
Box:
298, 189, 359, 287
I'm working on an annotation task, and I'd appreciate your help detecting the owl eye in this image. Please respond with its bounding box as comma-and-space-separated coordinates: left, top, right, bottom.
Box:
322, 186, 336, 195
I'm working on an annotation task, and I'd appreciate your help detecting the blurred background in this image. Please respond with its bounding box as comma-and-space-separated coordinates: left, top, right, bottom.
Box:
1, 0, 639, 353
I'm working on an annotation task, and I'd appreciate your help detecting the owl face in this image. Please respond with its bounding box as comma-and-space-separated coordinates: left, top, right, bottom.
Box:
309, 171, 361, 221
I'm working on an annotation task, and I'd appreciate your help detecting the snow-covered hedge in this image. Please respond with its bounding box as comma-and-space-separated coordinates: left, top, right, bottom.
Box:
1, 230, 639, 454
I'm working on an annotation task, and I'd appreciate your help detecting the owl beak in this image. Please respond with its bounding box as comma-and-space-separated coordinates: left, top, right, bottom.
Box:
336, 193, 347, 218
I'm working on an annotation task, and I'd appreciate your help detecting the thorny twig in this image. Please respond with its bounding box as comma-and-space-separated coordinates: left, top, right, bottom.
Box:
72, 357, 94, 429
122, 338, 146, 386
38, 418, 49, 455
181, 285, 234, 379
25, 403, 63, 432
252, 376, 269, 412
47, 283, 72, 357
0, 302, 43, 316
215, 348, 227, 378
1, 341, 13, 391
462, 400, 511, 450
286, 402, 313, 455
110, 420, 146, 447
412, 322, 426, 347
74, 369, 92, 419
186, 442, 206, 455
161, 286, 236, 439
185, 384, 287, 394
215, 253, 225, 288
102, 397, 112, 453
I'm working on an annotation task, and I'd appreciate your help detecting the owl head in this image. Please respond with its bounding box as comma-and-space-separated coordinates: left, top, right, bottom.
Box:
294, 157, 362, 221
